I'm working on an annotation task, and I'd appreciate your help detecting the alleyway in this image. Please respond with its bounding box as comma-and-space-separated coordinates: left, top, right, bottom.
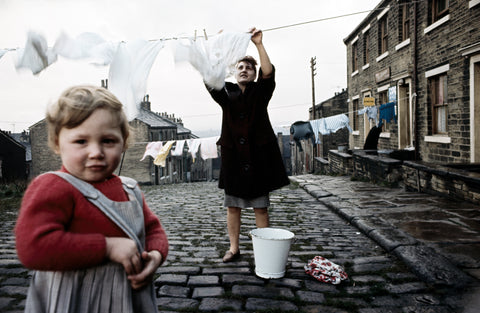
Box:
0, 176, 479, 312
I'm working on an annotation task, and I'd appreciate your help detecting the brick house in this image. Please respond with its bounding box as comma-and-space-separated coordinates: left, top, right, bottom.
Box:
344, 0, 480, 163
0, 130, 27, 182
29, 95, 216, 185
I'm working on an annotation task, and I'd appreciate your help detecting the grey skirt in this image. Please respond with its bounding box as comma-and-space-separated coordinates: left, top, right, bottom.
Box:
224, 193, 270, 209
25, 262, 157, 313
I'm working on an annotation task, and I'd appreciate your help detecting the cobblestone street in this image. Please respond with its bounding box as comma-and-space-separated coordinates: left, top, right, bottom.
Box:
0, 177, 478, 312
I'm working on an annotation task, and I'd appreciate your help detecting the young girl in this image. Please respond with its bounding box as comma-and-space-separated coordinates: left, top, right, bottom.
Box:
15, 85, 169, 313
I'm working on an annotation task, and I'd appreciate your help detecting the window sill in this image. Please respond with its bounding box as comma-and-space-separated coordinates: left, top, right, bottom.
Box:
376, 51, 389, 62
424, 14, 450, 34
424, 135, 451, 144
380, 132, 391, 138
351, 70, 359, 77
362, 63, 370, 70
395, 38, 410, 51
470, 0, 480, 8
352, 131, 360, 136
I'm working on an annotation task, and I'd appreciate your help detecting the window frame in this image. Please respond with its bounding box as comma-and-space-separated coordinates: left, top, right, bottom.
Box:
378, 17, 388, 55
363, 31, 370, 66
400, 2, 410, 42
431, 0, 449, 24
429, 73, 448, 134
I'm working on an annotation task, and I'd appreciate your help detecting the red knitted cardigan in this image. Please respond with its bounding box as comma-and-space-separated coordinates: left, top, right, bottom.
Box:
15, 170, 169, 271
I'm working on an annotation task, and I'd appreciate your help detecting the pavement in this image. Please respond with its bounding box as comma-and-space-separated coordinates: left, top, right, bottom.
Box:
1, 174, 480, 312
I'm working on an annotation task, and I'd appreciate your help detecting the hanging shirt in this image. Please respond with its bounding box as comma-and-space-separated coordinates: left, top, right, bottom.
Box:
140, 142, 163, 161
358, 106, 379, 125
320, 114, 353, 135
379, 102, 397, 125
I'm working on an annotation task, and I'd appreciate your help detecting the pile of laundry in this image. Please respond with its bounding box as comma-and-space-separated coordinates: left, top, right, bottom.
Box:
304, 256, 348, 284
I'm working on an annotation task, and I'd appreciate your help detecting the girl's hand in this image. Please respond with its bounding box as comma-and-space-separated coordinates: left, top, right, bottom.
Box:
127, 250, 162, 290
105, 237, 142, 275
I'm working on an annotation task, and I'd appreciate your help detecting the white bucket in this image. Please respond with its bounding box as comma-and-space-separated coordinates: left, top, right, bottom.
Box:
249, 227, 295, 279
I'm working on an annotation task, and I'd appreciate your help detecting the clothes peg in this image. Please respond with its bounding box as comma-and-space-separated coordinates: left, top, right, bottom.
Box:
203, 29, 208, 40
194, 30, 197, 41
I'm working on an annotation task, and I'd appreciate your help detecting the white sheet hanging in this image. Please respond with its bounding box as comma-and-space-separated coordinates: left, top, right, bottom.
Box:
171, 140, 186, 156
53, 32, 117, 66
174, 31, 251, 90
15, 31, 58, 75
199, 136, 219, 160
186, 138, 201, 162
108, 39, 164, 121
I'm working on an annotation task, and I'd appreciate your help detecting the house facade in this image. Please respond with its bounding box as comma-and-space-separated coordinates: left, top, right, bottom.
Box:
344, 0, 480, 163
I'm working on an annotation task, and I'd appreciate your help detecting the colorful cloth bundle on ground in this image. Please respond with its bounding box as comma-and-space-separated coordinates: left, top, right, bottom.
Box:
304, 256, 348, 284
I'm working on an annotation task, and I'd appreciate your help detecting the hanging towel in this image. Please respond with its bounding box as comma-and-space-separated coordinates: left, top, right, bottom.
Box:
309, 119, 323, 144
320, 114, 352, 135
187, 139, 201, 162
154, 141, 175, 167
16, 31, 58, 75
140, 141, 163, 161
171, 140, 186, 156
109, 39, 164, 121
174, 31, 251, 90
379, 102, 396, 124
199, 136, 219, 160
305, 256, 348, 285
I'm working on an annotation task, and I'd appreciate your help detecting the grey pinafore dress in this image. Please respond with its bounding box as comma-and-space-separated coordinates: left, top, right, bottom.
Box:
24, 172, 158, 313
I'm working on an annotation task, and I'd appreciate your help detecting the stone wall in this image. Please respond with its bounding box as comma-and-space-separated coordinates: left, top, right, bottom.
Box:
402, 161, 480, 205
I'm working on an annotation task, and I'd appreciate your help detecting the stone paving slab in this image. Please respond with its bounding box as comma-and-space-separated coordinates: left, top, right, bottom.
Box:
1, 177, 479, 312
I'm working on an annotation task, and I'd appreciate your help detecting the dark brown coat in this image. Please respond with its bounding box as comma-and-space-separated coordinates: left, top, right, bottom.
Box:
208, 67, 289, 198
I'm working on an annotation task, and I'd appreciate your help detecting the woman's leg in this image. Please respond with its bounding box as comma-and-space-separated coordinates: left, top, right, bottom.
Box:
254, 207, 269, 228
226, 206, 242, 253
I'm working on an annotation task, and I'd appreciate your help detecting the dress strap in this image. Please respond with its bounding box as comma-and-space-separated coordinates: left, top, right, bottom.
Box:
47, 171, 144, 253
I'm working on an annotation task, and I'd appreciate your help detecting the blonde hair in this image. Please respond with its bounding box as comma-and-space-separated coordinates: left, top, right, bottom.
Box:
47, 85, 130, 151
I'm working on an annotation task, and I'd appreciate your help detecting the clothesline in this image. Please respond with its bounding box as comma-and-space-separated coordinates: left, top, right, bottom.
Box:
140, 136, 220, 167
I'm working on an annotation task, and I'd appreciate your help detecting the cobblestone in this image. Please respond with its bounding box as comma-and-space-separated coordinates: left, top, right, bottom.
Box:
0, 175, 479, 312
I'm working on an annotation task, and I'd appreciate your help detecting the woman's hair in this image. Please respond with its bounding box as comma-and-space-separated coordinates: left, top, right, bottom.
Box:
236, 55, 258, 74
46, 85, 130, 150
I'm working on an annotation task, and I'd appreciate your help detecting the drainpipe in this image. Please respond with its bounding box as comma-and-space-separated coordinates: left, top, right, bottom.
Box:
413, 1, 419, 161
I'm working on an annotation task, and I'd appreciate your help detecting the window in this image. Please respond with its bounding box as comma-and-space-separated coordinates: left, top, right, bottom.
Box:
352, 42, 358, 72
363, 31, 370, 65
431, 0, 449, 23
400, 2, 410, 42
429, 74, 448, 134
378, 17, 388, 55
352, 99, 359, 131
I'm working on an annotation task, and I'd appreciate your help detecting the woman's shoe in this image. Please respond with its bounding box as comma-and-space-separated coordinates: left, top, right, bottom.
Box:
222, 250, 241, 263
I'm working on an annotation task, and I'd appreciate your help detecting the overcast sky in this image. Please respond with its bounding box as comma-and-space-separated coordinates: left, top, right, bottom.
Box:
0, 0, 379, 137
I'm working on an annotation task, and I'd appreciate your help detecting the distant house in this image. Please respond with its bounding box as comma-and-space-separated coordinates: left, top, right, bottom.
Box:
29, 94, 218, 184
0, 130, 27, 182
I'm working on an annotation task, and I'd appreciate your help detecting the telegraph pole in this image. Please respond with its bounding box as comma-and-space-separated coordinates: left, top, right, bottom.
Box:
310, 56, 317, 170
310, 57, 316, 120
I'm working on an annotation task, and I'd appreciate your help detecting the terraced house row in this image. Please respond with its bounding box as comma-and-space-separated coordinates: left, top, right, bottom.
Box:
344, 0, 480, 164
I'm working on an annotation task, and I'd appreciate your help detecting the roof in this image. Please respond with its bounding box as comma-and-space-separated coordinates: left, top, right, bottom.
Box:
136, 108, 178, 128
343, 0, 387, 44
